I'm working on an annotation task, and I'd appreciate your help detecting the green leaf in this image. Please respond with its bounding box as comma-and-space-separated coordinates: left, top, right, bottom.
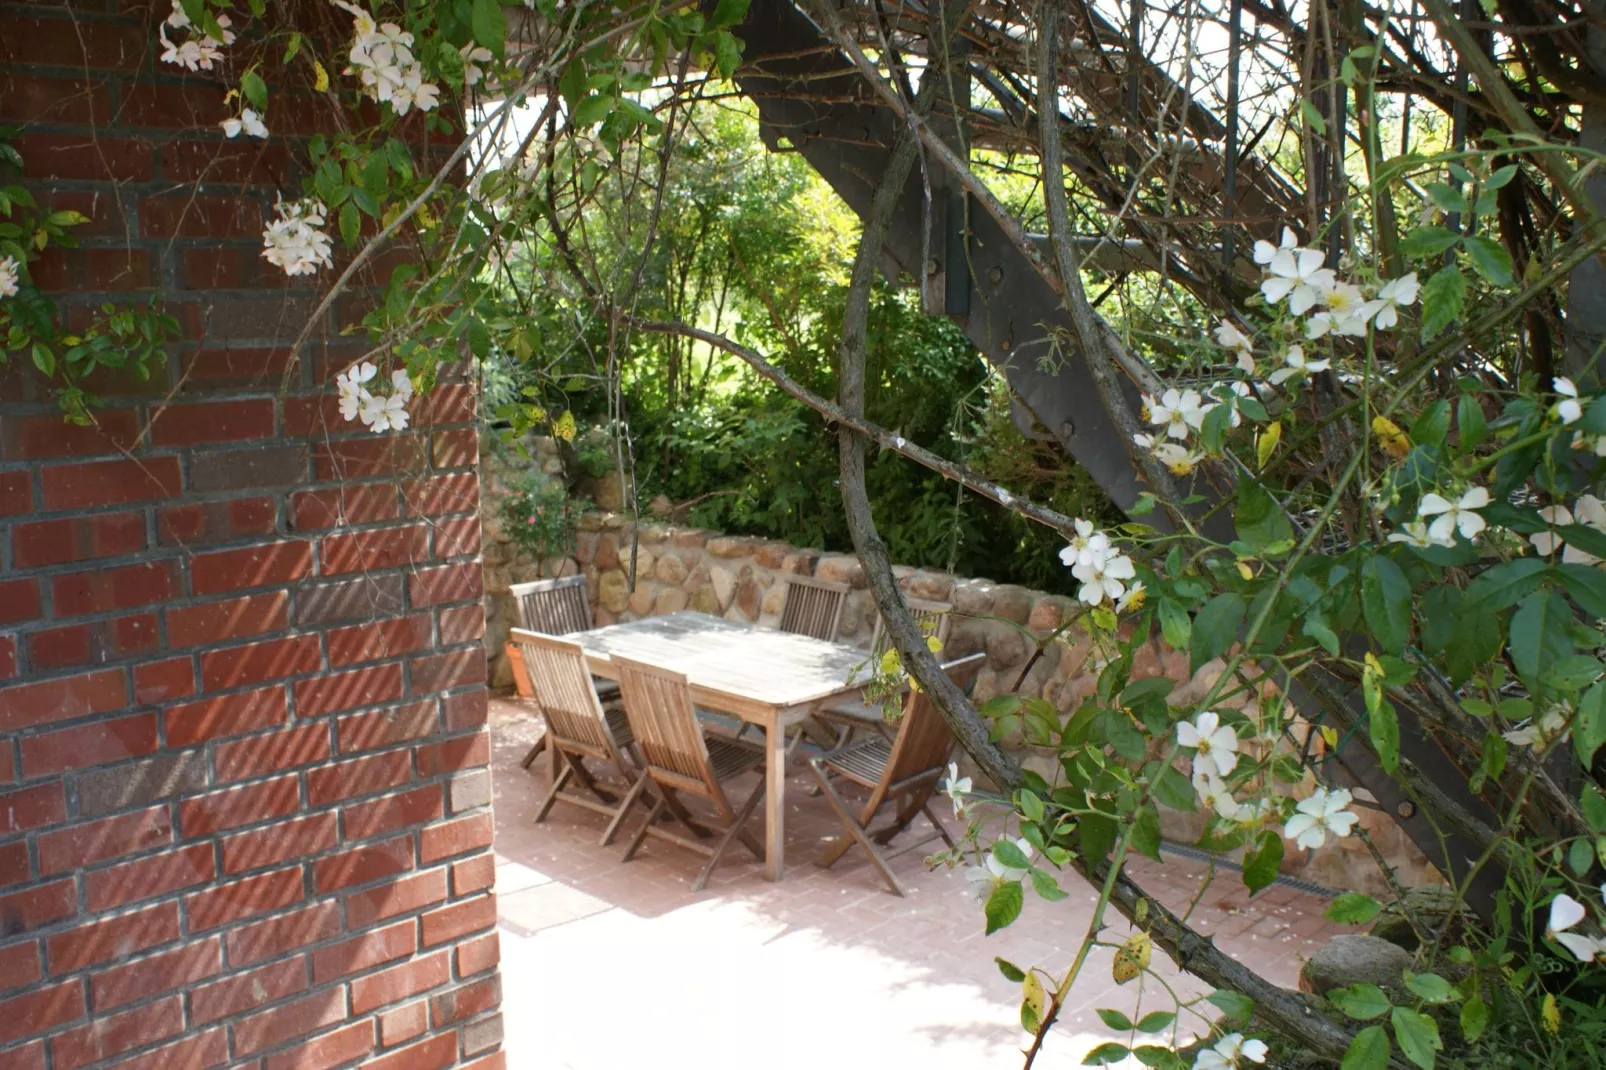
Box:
1420, 264, 1466, 341
995, 957, 1025, 982
1150, 763, 1197, 813
1460, 992, 1489, 1042
1578, 683, 1606, 766
714, 31, 744, 78
1461, 558, 1547, 614
1409, 400, 1451, 448
1370, 699, 1400, 774
1029, 866, 1069, 902
472, 0, 508, 57
1509, 590, 1574, 691
1405, 972, 1458, 1004
1360, 556, 1412, 654
1569, 837, 1594, 875
573, 93, 614, 127
709, 0, 751, 27
1485, 164, 1519, 190
1189, 593, 1245, 674
1330, 983, 1392, 1020
1130, 803, 1163, 862
1461, 234, 1514, 285
1300, 97, 1327, 135
1425, 181, 1467, 214
240, 69, 268, 111
283, 32, 302, 65
993, 839, 1031, 871
1390, 1007, 1443, 1069
1303, 610, 1340, 656
1077, 812, 1118, 864
1096, 1008, 1134, 1031
1399, 226, 1460, 259
1158, 598, 1191, 651
339, 200, 360, 248
1456, 394, 1486, 449
1135, 1011, 1174, 1033
978, 695, 1022, 720
1341, 1025, 1391, 1070
1546, 655, 1601, 692
1325, 893, 1384, 925
1583, 785, 1606, 831
984, 880, 1024, 935
558, 58, 588, 108
1236, 477, 1294, 550
1242, 829, 1283, 894
1083, 1043, 1132, 1066
1555, 562, 1606, 618
1206, 990, 1253, 1022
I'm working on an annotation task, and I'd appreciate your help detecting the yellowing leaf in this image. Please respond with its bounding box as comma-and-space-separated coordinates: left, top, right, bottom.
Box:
1256, 420, 1282, 468
313, 59, 330, 92
1022, 972, 1047, 1022
878, 649, 901, 676
1134, 898, 1149, 925
1319, 725, 1339, 749
1542, 992, 1560, 1035
1236, 561, 1254, 581
925, 635, 944, 654
553, 410, 577, 442
1372, 415, 1411, 459
1112, 931, 1151, 984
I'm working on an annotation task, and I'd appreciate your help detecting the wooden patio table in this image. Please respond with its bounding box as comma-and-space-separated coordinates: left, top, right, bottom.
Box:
572, 610, 873, 881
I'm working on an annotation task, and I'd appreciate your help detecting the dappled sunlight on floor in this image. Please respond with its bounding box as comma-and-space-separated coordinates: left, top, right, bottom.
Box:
486, 697, 1346, 1069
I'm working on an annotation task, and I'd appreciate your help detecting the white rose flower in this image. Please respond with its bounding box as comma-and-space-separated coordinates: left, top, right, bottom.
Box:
1416, 486, 1490, 543
1177, 711, 1240, 778
1283, 787, 1359, 850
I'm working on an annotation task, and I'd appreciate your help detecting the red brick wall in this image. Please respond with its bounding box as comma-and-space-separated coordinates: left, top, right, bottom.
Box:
0, 3, 503, 1067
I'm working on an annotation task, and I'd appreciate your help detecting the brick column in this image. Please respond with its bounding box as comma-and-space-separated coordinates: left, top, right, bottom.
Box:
0, 2, 503, 1068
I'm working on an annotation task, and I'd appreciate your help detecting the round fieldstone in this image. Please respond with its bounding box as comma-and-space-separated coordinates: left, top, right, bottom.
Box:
710, 566, 737, 609
906, 571, 955, 601
816, 555, 866, 587
598, 569, 630, 613
689, 585, 721, 615
1299, 935, 1414, 998
654, 554, 688, 585
628, 585, 653, 616
991, 585, 1034, 624
951, 581, 996, 616
706, 537, 751, 558
653, 587, 689, 614
594, 534, 620, 571
753, 543, 788, 569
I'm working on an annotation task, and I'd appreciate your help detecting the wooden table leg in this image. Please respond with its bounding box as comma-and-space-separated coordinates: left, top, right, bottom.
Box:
765, 711, 785, 881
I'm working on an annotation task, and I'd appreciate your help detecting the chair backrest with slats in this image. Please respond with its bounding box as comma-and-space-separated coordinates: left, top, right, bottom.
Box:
510, 629, 617, 760
778, 573, 850, 642
869, 598, 954, 658
882, 653, 987, 789
510, 575, 592, 635
611, 656, 725, 807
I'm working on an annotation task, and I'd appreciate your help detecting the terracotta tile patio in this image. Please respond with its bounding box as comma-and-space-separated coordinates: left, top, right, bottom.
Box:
486, 697, 1347, 1069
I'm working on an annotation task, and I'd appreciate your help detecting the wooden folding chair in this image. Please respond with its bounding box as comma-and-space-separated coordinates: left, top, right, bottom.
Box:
808, 652, 986, 896
512, 630, 649, 846
612, 656, 767, 891
821, 597, 955, 739
777, 573, 850, 641
506, 575, 622, 770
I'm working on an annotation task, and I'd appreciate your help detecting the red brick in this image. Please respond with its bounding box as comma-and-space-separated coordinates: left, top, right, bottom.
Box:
221, 812, 339, 874
191, 958, 307, 1025
420, 813, 494, 865
415, 383, 477, 427
0, 940, 41, 994
294, 663, 405, 719
409, 563, 482, 609
430, 428, 478, 469
327, 614, 432, 668
20, 713, 159, 777
0, 841, 28, 888
438, 604, 486, 645
22, 623, 89, 669
32, 247, 156, 293
336, 699, 441, 756
183, 346, 294, 388
456, 931, 500, 978
349, 951, 450, 1017
307, 749, 413, 807
132, 656, 196, 704
11, 132, 154, 183
0, 668, 126, 732
362, 1031, 455, 1070
226, 901, 342, 968
140, 193, 262, 239
0, 578, 41, 625
263, 1021, 375, 1070
25, 615, 158, 668
412, 649, 487, 694
416, 731, 490, 779
164, 685, 287, 747
430, 975, 500, 1026
403, 473, 478, 517
85, 844, 215, 912
421, 893, 497, 947
377, 1000, 428, 1046
0, 470, 29, 516
215, 722, 331, 783
179, 775, 299, 836
157, 497, 278, 547
344, 785, 444, 842
451, 854, 496, 896
0, 410, 139, 461
313, 835, 414, 895
163, 140, 294, 185
39, 457, 182, 510
308, 918, 416, 984
346, 869, 449, 928
462, 1050, 508, 1070
167, 591, 289, 648
0, 15, 146, 69
0, 73, 106, 126
0, 782, 66, 836
11, 510, 146, 569
47, 901, 180, 973
185, 867, 304, 931
37, 807, 173, 876
0, 636, 15, 682
320, 525, 430, 575
102, 1029, 227, 1070
201, 634, 321, 691
0, 743, 11, 784
51, 561, 173, 616
291, 484, 401, 531
0, 981, 85, 1046
315, 435, 428, 481
51, 994, 183, 1070
109, 612, 160, 656
90, 936, 222, 1010
0, 1040, 45, 1070
190, 540, 313, 596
